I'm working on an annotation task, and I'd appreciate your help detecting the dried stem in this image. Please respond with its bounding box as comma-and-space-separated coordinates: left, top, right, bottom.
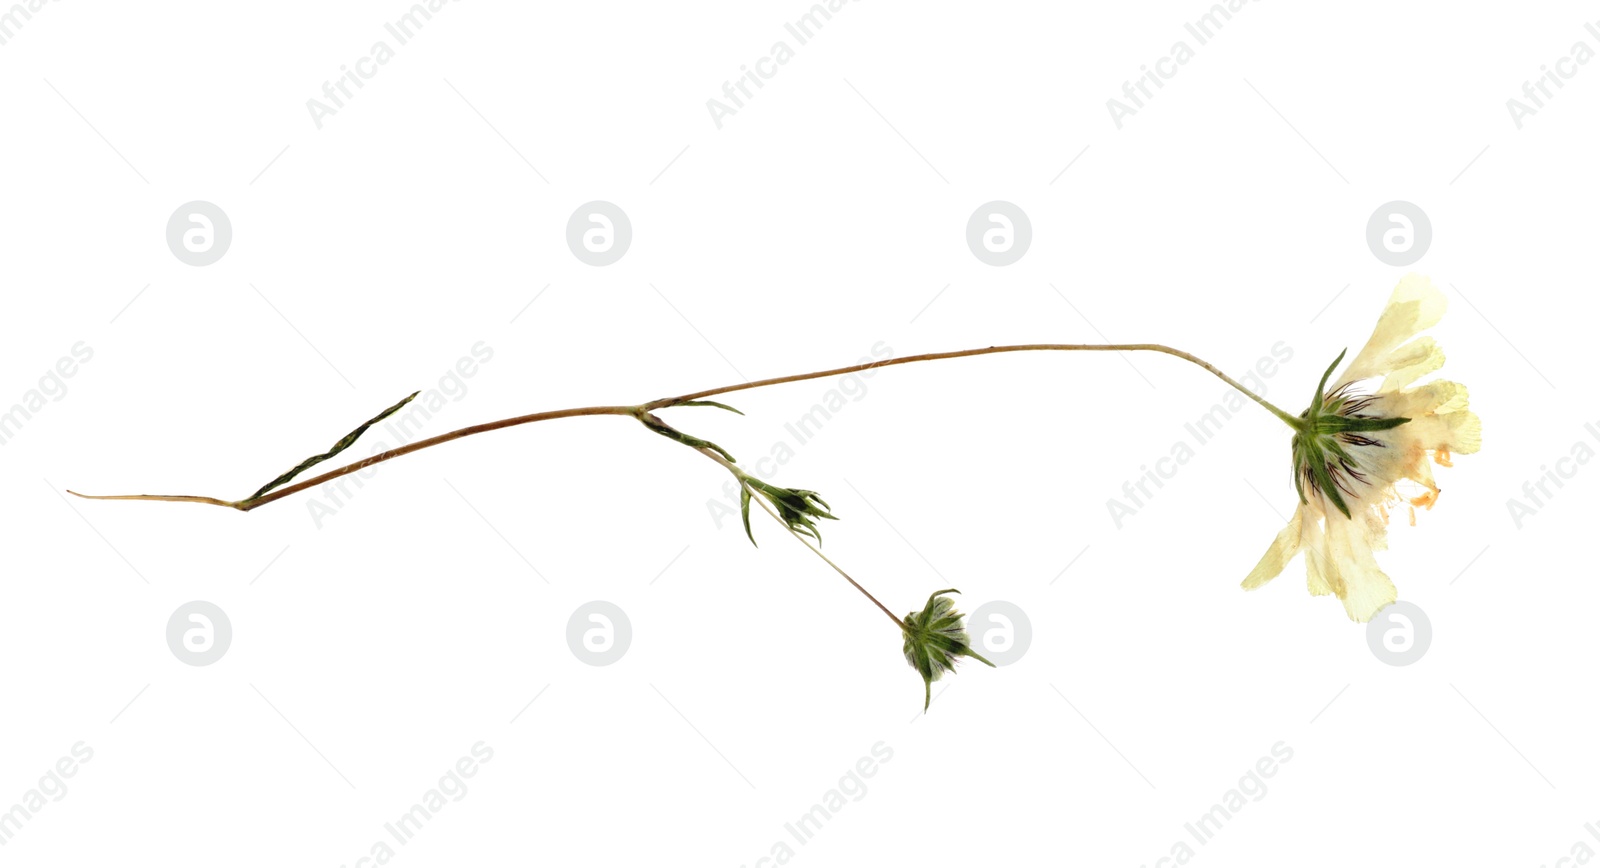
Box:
69, 342, 1299, 510
642, 343, 1302, 428
69, 405, 638, 510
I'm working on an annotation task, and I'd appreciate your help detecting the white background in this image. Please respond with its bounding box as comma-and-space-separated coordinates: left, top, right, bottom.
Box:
2, 1, 1595, 865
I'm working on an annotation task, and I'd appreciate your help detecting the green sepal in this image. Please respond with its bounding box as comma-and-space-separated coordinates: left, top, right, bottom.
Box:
1291, 435, 1310, 506
1307, 442, 1352, 519
1289, 348, 1413, 520
1312, 348, 1347, 408
1321, 415, 1411, 433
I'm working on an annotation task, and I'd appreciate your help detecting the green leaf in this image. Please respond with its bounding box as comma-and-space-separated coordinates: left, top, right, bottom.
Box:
244, 391, 419, 503
674, 400, 744, 415
739, 484, 756, 547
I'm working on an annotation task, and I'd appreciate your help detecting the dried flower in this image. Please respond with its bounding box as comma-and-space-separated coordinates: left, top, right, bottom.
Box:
902, 589, 995, 712
1244, 274, 1482, 621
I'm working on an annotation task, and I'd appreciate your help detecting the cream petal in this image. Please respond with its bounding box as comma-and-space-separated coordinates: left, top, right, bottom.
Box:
1376, 337, 1445, 393
1320, 514, 1398, 622
1243, 508, 1303, 589
1338, 434, 1409, 515
1300, 511, 1336, 597
1337, 274, 1447, 387
1385, 381, 1482, 456
1386, 378, 1470, 416
1359, 504, 1392, 551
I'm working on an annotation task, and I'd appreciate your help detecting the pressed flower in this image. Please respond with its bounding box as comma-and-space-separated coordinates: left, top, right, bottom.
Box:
79, 284, 1488, 708
1243, 274, 1482, 621
902, 589, 995, 712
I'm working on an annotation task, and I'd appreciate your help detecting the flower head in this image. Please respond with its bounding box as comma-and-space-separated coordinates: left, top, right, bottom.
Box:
1244, 274, 1481, 621
902, 589, 995, 711
739, 478, 837, 545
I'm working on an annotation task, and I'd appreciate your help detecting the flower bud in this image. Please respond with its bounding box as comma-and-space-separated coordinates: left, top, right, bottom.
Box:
901, 589, 995, 712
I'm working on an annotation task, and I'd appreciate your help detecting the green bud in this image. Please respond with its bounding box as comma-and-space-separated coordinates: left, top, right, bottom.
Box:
739, 477, 837, 546
902, 589, 995, 712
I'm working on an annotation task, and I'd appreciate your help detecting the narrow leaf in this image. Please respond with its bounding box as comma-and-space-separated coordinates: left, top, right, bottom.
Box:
675, 400, 744, 415
740, 484, 757, 547
245, 391, 419, 502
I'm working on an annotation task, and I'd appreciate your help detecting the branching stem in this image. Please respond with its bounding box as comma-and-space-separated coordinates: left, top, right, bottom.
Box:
68, 342, 1299, 510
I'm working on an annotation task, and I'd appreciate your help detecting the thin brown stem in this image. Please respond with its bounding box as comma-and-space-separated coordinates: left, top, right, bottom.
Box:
244, 405, 639, 510
64, 492, 243, 509
70, 405, 637, 510
643, 343, 1302, 428
70, 342, 1299, 510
